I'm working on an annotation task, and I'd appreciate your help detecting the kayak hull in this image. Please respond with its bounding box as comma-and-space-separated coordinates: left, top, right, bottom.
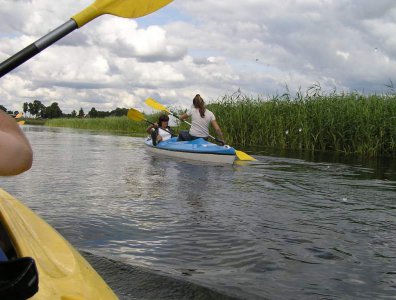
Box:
145, 137, 236, 164
0, 189, 118, 300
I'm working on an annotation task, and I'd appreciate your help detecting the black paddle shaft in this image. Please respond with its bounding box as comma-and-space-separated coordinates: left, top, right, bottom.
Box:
0, 19, 78, 78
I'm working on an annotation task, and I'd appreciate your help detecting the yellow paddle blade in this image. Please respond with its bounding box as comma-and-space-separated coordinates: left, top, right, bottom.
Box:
73, 0, 173, 27
235, 150, 256, 161
127, 108, 145, 122
144, 97, 171, 113
15, 112, 23, 119
17, 120, 25, 125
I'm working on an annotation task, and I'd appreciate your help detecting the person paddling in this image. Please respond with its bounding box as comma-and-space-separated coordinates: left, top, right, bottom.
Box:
178, 94, 225, 144
146, 114, 174, 146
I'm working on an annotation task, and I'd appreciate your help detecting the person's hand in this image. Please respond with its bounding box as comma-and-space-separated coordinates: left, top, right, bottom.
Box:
214, 138, 225, 146
153, 123, 159, 128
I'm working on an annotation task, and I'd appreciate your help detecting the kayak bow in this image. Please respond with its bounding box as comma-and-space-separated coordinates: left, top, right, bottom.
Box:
0, 189, 118, 300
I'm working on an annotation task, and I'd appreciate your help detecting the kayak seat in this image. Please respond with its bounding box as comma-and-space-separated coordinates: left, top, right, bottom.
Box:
0, 257, 39, 300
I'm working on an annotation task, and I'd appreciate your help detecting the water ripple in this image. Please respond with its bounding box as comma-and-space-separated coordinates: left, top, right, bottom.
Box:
2, 126, 396, 299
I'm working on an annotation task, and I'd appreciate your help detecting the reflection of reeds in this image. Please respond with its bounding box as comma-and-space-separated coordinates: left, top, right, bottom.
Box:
208, 92, 396, 157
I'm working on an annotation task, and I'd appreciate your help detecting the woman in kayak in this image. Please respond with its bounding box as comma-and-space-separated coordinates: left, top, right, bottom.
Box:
0, 110, 33, 176
178, 94, 225, 144
146, 114, 174, 146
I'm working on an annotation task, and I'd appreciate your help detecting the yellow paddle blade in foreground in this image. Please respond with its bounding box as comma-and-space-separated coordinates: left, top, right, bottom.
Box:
145, 97, 171, 114
15, 112, 23, 119
17, 120, 26, 125
144, 97, 257, 161
73, 0, 173, 27
127, 108, 145, 122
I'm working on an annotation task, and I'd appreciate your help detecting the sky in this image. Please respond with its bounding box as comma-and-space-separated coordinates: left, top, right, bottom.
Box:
1, 0, 395, 113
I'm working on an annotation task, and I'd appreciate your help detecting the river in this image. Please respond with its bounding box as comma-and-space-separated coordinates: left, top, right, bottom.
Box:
1, 125, 396, 299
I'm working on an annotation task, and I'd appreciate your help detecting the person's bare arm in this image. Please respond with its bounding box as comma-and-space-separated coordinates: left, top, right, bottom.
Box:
211, 119, 224, 142
0, 111, 33, 176
179, 113, 189, 121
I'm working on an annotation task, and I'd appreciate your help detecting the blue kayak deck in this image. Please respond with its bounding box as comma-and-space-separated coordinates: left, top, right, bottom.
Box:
145, 137, 236, 155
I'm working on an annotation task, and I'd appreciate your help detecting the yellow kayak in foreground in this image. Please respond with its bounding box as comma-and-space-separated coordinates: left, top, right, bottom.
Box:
0, 188, 118, 300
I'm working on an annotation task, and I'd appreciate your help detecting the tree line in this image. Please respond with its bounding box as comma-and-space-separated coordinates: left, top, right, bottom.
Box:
0, 100, 128, 119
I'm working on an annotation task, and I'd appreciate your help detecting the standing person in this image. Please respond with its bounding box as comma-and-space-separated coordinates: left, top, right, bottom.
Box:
178, 94, 225, 144
146, 114, 174, 146
0, 110, 33, 176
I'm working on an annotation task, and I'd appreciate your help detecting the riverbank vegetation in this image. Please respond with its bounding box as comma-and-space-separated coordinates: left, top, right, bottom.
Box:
20, 88, 396, 157
209, 90, 396, 157
45, 116, 148, 136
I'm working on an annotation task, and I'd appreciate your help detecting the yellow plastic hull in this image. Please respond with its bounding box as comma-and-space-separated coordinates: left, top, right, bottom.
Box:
0, 189, 118, 300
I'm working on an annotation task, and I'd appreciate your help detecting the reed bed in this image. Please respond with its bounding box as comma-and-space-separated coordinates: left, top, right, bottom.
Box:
208, 92, 396, 157
45, 116, 148, 136
44, 92, 396, 157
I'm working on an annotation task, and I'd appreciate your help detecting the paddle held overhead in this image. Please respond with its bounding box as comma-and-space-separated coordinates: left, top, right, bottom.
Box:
0, 0, 173, 78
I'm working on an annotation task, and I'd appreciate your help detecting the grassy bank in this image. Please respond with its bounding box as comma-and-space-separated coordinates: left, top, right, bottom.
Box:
42, 92, 396, 157
45, 116, 148, 136
209, 92, 396, 157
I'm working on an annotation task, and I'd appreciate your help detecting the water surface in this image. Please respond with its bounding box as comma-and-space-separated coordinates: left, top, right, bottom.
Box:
1, 125, 396, 299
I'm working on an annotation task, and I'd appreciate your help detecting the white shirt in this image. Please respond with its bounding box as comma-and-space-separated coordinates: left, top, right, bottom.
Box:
158, 128, 172, 141
187, 108, 215, 137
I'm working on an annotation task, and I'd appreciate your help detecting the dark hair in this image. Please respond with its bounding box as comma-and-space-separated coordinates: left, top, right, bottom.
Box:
193, 94, 206, 118
158, 114, 169, 127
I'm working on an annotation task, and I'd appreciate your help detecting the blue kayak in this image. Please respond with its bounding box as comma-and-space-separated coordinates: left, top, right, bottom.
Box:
145, 137, 236, 163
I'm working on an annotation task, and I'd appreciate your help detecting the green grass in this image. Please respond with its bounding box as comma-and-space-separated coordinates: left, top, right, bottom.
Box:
41, 91, 396, 157
208, 92, 396, 157
45, 116, 148, 136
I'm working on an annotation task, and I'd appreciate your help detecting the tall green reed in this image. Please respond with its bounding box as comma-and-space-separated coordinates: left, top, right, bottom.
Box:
209, 91, 396, 157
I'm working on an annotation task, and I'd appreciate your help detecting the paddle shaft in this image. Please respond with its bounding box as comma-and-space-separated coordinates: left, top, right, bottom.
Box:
0, 20, 78, 78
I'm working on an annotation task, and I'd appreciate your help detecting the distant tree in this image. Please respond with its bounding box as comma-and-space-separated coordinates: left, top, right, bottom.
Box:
78, 107, 84, 117
97, 110, 110, 118
23, 102, 28, 116
0, 105, 6, 112
88, 107, 98, 118
110, 107, 128, 117
43, 102, 63, 118
28, 100, 45, 118
71, 110, 77, 118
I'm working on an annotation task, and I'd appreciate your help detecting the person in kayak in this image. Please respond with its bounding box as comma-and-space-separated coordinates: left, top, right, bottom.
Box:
146, 114, 175, 146
178, 94, 225, 144
0, 110, 33, 176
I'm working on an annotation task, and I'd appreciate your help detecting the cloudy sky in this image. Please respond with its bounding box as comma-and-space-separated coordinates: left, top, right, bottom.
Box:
1, 0, 395, 113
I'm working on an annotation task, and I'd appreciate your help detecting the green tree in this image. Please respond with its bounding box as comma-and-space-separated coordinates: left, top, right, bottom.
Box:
43, 102, 63, 118
88, 107, 98, 118
28, 100, 45, 118
78, 107, 84, 118
71, 110, 77, 118
0, 105, 6, 112
23, 102, 28, 116
110, 107, 128, 117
